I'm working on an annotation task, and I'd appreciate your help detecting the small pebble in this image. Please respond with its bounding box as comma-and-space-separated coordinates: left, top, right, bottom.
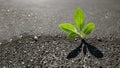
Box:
75, 38, 78, 41
62, 50, 65, 52
9, 61, 12, 63
34, 36, 38, 40
23, 51, 27, 53
45, 51, 48, 53
8, 39, 13, 42
3, 66, 6, 68
38, 49, 40, 51
21, 62, 25, 64
43, 60, 47, 63
71, 60, 74, 62
97, 38, 102, 42
28, 14, 31, 17
30, 59, 33, 61
56, 47, 59, 50
7, 9, 10, 12
0, 42, 2, 45
83, 65, 86, 68
19, 35, 23, 38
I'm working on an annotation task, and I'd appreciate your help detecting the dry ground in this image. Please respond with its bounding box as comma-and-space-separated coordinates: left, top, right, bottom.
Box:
0, 33, 120, 68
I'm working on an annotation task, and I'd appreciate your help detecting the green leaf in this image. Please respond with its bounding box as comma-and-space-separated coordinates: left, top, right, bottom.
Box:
67, 32, 78, 39
74, 8, 85, 31
83, 23, 95, 35
59, 23, 78, 33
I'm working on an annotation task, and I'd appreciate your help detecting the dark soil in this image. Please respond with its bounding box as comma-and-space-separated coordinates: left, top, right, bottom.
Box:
0, 33, 120, 68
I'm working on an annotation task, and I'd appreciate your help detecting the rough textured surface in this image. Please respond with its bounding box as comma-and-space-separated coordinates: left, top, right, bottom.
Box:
0, 0, 120, 68
0, 0, 120, 40
0, 33, 120, 68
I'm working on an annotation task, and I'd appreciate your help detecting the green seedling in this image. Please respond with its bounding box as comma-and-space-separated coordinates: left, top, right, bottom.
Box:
59, 8, 95, 39
59, 8, 103, 59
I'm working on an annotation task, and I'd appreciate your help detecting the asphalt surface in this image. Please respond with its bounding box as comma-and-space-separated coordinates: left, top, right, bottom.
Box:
0, 33, 120, 68
0, 0, 120, 40
0, 0, 120, 68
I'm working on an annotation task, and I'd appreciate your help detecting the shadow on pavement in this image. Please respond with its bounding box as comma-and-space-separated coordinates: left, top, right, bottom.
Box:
67, 41, 83, 59
67, 39, 103, 59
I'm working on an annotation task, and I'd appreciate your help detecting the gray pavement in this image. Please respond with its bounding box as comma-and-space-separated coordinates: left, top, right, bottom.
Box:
0, 0, 120, 40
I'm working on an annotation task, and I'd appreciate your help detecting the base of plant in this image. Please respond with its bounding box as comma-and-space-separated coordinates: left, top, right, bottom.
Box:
67, 39, 103, 59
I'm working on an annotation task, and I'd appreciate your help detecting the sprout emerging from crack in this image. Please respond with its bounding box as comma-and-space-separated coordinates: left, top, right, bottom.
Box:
59, 8, 103, 59
59, 8, 95, 39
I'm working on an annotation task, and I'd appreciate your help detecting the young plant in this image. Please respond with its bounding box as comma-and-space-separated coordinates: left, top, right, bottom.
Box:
59, 8, 95, 40
59, 8, 101, 59
59, 8, 103, 59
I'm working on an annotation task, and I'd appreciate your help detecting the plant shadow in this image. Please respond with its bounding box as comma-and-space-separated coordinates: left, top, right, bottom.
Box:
84, 40, 103, 58
67, 41, 83, 59
67, 39, 103, 59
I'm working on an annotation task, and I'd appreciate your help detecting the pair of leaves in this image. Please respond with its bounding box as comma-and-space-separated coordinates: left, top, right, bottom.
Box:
59, 8, 95, 39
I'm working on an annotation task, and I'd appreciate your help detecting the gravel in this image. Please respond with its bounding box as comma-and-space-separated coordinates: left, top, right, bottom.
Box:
0, 33, 120, 68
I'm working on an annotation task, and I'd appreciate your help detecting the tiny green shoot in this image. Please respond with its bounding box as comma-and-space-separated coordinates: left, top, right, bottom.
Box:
59, 8, 95, 39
